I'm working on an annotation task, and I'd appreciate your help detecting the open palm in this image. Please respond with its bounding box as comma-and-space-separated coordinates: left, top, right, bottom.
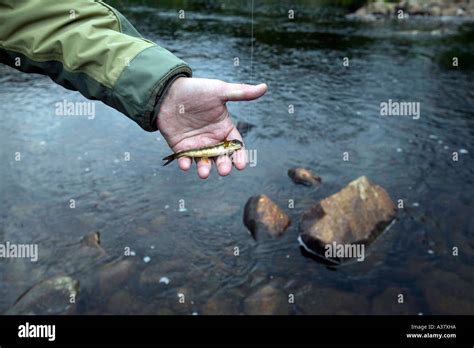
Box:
157, 77, 267, 179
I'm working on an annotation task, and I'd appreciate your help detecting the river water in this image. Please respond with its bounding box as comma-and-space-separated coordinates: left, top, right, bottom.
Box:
0, 1, 473, 314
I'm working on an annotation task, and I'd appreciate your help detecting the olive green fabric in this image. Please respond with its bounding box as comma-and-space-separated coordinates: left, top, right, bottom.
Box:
0, 0, 192, 131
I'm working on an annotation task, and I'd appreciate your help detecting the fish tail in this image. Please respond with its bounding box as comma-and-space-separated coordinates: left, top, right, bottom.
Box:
162, 154, 176, 166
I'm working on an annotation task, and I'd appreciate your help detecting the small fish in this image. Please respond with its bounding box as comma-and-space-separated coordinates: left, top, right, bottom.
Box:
162, 139, 243, 166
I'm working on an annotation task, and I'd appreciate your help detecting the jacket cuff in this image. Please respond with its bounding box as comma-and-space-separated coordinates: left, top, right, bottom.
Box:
112, 45, 192, 132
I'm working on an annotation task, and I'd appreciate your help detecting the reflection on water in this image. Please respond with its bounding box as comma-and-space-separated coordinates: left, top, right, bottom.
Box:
0, 1, 473, 314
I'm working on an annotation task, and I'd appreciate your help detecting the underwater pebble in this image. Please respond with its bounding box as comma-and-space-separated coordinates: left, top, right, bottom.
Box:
444, 146, 449, 150
427, 249, 434, 255
397, 148, 403, 153
438, 140, 443, 144
159, 277, 170, 285
178, 207, 187, 213
39, 141, 46, 145
84, 167, 90, 172
192, 312, 198, 315
412, 202, 420, 207
150, 245, 155, 250
130, 251, 136, 256
459, 149, 469, 154
429, 134, 438, 140
113, 159, 120, 164
165, 205, 169, 209
143, 256, 151, 263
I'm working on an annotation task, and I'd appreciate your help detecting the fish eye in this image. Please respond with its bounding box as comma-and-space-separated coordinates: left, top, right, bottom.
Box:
232, 139, 243, 146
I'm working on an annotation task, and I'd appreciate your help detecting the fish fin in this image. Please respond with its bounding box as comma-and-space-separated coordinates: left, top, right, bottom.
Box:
162, 154, 176, 166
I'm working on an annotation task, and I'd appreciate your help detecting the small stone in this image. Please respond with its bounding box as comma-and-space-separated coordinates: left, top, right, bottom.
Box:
459, 149, 469, 154
288, 167, 321, 186
413, 202, 420, 207
143, 256, 151, 263
243, 194, 291, 239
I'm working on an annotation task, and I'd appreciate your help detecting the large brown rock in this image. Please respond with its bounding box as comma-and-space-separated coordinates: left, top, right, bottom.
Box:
298, 176, 396, 258
243, 194, 291, 239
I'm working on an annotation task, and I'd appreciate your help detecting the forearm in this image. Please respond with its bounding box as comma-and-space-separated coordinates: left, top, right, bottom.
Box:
0, 0, 192, 131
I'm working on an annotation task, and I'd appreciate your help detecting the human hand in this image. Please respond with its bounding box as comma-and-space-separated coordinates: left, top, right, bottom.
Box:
157, 77, 267, 179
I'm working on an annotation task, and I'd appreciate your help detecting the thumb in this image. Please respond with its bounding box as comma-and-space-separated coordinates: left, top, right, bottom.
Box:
221, 82, 268, 102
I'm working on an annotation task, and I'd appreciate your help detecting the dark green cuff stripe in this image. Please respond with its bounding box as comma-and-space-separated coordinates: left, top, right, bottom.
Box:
113, 45, 192, 132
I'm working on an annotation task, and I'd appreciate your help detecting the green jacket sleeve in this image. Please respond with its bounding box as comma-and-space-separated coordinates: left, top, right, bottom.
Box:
0, 0, 192, 131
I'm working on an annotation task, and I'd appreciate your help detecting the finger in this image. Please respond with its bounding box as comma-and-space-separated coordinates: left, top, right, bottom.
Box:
221, 83, 268, 102
196, 157, 211, 179
227, 128, 247, 170
177, 157, 192, 171
215, 155, 232, 176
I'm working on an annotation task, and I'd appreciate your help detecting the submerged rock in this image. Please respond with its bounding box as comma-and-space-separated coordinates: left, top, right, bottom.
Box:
244, 285, 291, 315
419, 270, 474, 314
298, 176, 396, 259
203, 292, 241, 315
296, 286, 369, 315
98, 259, 134, 295
352, 0, 474, 18
370, 287, 419, 315
6, 275, 79, 315
288, 167, 321, 186
236, 121, 255, 137
243, 194, 291, 239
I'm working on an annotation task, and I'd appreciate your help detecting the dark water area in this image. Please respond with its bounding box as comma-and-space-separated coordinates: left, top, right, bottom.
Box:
0, 1, 473, 315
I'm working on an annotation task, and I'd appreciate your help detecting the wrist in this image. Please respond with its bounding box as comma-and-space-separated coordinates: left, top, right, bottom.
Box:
152, 75, 186, 131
